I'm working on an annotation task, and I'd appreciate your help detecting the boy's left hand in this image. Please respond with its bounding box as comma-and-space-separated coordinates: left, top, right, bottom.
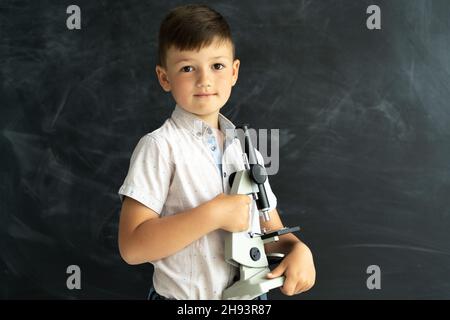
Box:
266, 242, 316, 296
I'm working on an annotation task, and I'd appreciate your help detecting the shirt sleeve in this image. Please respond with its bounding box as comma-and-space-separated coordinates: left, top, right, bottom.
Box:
118, 134, 173, 214
254, 149, 278, 212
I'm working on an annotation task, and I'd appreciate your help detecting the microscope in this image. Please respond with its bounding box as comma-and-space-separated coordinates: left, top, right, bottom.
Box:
222, 125, 300, 300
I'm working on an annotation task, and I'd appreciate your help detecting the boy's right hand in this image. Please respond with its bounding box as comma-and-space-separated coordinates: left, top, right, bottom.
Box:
210, 193, 252, 232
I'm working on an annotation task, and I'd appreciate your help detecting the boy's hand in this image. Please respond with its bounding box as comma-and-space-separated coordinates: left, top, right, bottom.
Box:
210, 193, 252, 232
267, 242, 316, 296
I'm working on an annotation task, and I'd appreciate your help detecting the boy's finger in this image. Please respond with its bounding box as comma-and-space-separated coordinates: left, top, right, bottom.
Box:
281, 278, 296, 296
266, 263, 285, 278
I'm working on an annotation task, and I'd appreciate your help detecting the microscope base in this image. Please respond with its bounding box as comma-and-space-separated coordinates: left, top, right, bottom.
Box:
222, 267, 284, 300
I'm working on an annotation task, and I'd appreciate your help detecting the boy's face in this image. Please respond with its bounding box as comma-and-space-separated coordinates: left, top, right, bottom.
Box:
156, 38, 240, 123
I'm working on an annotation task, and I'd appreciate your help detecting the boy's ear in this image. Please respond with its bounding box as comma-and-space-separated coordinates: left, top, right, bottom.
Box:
231, 59, 240, 87
155, 65, 171, 92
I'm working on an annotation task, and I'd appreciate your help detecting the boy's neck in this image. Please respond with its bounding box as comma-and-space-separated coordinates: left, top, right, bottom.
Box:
193, 111, 220, 129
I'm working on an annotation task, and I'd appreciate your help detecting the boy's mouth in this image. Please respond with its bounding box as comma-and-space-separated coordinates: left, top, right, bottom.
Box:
194, 93, 217, 98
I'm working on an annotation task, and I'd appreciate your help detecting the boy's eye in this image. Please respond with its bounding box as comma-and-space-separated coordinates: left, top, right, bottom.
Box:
181, 66, 194, 72
213, 63, 225, 70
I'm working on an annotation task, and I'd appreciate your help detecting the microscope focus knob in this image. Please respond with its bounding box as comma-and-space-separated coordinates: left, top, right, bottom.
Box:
249, 247, 261, 261
250, 164, 267, 184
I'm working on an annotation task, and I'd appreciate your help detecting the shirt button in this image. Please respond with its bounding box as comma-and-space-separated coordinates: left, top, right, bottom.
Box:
211, 145, 216, 151
223, 172, 227, 178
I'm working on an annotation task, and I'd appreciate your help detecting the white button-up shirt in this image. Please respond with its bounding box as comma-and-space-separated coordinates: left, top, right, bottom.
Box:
118, 105, 277, 300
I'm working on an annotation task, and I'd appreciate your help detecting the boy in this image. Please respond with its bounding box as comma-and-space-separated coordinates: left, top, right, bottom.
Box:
118, 4, 315, 300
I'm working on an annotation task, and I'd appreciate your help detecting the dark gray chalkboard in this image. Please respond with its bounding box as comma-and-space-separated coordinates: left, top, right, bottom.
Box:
1, 0, 450, 299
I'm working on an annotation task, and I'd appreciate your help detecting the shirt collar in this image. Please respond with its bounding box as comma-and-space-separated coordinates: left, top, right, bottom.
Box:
171, 104, 237, 143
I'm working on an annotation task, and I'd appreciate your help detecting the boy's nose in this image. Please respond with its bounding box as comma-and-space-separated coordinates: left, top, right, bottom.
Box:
196, 70, 212, 88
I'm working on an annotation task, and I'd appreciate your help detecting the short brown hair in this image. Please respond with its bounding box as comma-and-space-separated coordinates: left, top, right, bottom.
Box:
157, 4, 235, 67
